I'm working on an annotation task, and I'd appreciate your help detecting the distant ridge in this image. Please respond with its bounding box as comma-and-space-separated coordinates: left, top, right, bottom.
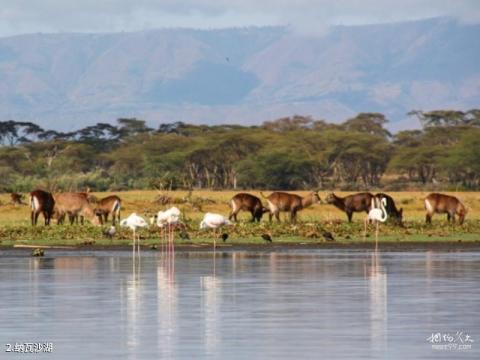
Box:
0, 18, 478, 130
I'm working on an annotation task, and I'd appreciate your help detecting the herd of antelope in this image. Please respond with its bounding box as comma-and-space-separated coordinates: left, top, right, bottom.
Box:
28, 189, 467, 227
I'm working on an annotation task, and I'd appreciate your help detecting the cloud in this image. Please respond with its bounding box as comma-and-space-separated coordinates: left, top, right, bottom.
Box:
0, 0, 479, 37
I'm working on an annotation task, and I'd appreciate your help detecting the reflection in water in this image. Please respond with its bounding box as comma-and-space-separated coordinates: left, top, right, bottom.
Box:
126, 269, 142, 358
366, 251, 388, 355
156, 264, 177, 359
201, 275, 222, 356
2, 250, 480, 359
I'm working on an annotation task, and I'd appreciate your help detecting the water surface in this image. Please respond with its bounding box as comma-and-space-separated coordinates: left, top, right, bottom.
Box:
1, 249, 479, 359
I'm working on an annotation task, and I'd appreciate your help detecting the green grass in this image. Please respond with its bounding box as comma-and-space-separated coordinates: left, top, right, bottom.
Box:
0, 219, 479, 249
1, 190, 479, 249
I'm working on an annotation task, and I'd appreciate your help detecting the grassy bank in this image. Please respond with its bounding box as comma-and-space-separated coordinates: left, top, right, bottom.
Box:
0, 190, 479, 249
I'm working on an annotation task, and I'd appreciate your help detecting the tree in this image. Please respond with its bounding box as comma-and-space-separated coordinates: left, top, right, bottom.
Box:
408, 110, 475, 128
0, 121, 44, 146
342, 113, 391, 138
117, 118, 153, 138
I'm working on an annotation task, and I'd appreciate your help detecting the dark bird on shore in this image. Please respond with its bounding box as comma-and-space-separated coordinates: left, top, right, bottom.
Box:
321, 230, 335, 242
103, 226, 116, 239
31, 248, 44, 257
221, 233, 229, 242
179, 230, 190, 240
261, 234, 272, 243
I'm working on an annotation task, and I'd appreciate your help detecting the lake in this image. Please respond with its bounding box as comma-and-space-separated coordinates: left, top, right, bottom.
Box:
1, 249, 479, 359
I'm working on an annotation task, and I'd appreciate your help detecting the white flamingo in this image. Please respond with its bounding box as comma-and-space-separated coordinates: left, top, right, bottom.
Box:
120, 213, 149, 260
364, 197, 388, 248
200, 213, 232, 250
153, 207, 181, 257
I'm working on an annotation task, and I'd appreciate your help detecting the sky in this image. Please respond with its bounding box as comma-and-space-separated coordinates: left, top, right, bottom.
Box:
1, 0, 480, 37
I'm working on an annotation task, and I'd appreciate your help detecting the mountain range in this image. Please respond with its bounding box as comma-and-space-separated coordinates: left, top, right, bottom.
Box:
0, 17, 479, 131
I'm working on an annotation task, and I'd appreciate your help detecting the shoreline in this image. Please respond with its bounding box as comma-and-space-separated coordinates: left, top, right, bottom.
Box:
2, 241, 480, 254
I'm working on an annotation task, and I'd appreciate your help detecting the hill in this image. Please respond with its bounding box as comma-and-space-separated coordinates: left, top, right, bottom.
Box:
0, 18, 479, 130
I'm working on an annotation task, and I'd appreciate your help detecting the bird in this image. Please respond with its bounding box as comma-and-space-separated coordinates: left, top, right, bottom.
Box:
31, 248, 44, 257
103, 225, 116, 240
154, 207, 181, 257
120, 213, 149, 260
221, 233, 229, 242
364, 197, 388, 248
155, 207, 181, 228
200, 213, 232, 249
321, 230, 335, 242
261, 233, 272, 243
179, 230, 190, 241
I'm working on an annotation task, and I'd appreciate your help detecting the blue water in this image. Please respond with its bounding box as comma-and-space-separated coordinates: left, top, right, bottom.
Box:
0, 249, 479, 359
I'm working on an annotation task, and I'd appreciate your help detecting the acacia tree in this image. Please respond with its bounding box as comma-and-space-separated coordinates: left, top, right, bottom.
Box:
0, 121, 44, 146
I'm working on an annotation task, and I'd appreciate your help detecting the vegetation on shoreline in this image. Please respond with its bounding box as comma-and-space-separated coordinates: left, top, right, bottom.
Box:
0, 190, 478, 248
1, 109, 480, 193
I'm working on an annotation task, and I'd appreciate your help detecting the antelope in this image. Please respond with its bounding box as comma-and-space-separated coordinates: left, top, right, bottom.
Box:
261, 191, 321, 223
374, 193, 403, 226
54, 192, 102, 226
54, 192, 90, 225
94, 195, 122, 225
325, 192, 373, 222
11, 192, 25, 205
229, 193, 268, 222
425, 193, 467, 224
30, 189, 55, 226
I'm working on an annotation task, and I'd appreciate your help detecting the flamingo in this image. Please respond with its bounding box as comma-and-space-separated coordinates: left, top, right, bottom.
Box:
364, 197, 388, 249
153, 207, 181, 256
120, 213, 149, 261
200, 213, 232, 250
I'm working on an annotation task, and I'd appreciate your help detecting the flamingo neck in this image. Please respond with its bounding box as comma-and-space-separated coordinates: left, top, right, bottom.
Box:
379, 199, 388, 222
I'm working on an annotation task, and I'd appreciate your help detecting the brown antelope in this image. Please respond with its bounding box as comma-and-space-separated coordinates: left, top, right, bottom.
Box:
374, 193, 403, 226
425, 193, 467, 224
261, 191, 321, 223
54, 192, 102, 226
54, 192, 89, 225
229, 193, 268, 222
11, 192, 25, 205
326, 192, 373, 222
94, 195, 122, 225
30, 189, 55, 225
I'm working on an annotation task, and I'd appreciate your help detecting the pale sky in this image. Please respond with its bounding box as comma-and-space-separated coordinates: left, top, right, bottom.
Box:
1, 0, 479, 37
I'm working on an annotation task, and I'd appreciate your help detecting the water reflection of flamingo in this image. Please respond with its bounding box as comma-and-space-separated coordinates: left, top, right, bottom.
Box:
364, 197, 388, 249
365, 251, 388, 354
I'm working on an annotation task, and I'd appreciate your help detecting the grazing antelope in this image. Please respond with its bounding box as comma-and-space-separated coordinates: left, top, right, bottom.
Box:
54, 192, 102, 226
374, 193, 403, 225
30, 189, 55, 226
326, 192, 373, 222
95, 195, 122, 225
425, 193, 467, 225
229, 193, 268, 222
261, 191, 321, 223
11, 192, 25, 206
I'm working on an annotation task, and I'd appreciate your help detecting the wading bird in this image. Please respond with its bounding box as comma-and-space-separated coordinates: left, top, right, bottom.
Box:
364, 197, 388, 249
120, 213, 149, 260
321, 230, 335, 242
179, 230, 190, 241
153, 207, 181, 258
261, 233, 273, 243
200, 213, 232, 249
103, 225, 116, 241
